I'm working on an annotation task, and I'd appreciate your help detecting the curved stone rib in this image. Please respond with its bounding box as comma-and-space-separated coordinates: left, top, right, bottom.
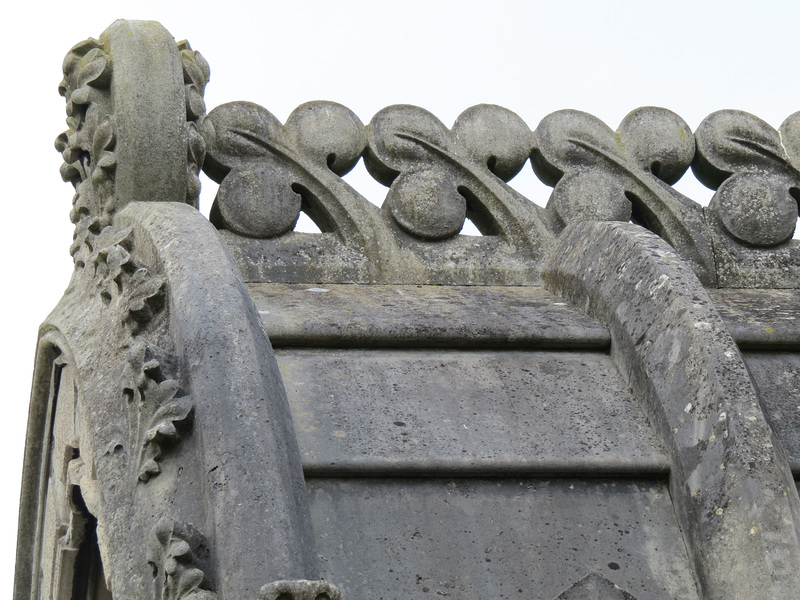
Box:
543, 221, 800, 599
117, 202, 320, 598
16, 202, 323, 599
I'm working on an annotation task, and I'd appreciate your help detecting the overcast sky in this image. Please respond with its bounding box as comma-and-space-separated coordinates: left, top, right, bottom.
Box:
3, 0, 799, 595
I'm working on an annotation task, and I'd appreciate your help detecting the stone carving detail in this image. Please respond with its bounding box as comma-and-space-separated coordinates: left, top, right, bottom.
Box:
201, 100, 799, 287
532, 107, 715, 285
694, 109, 800, 246
57, 28, 209, 268
365, 104, 549, 242
124, 340, 194, 482
179, 40, 210, 206
550, 572, 638, 600
55, 25, 202, 485
259, 579, 341, 600
57, 37, 117, 265
90, 225, 166, 329
148, 518, 217, 600
204, 100, 368, 239
72, 208, 194, 484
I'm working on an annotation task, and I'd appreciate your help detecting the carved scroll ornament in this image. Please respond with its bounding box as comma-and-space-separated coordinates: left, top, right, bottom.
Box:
202, 101, 799, 287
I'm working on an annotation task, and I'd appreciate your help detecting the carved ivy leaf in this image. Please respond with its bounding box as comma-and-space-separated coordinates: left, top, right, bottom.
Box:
148, 518, 216, 600
694, 110, 793, 189
365, 104, 538, 240
91, 226, 135, 298
123, 268, 166, 334
123, 340, 166, 403
70, 215, 100, 266
694, 110, 800, 247
73, 47, 112, 90
139, 396, 194, 482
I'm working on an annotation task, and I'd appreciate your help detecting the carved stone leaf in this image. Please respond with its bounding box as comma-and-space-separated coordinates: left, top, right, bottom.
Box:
451, 104, 532, 182
139, 396, 193, 482
204, 102, 283, 172
123, 268, 166, 331
694, 110, 800, 247
616, 107, 694, 186
694, 110, 792, 189
282, 101, 366, 176
93, 225, 134, 256
148, 518, 216, 600
364, 104, 452, 184
74, 47, 112, 89
532, 110, 624, 184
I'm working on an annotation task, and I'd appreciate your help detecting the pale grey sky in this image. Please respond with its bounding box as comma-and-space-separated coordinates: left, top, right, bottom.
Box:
3, 0, 799, 595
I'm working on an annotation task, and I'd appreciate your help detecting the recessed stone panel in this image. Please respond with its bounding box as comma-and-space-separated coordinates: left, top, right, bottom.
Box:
277, 349, 667, 475
307, 478, 699, 600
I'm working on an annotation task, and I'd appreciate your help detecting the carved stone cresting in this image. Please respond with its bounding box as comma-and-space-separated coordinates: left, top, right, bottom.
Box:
203, 101, 800, 287
694, 109, 800, 286
148, 518, 217, 600
532, 107, 715, 285
26, 16, 800, 600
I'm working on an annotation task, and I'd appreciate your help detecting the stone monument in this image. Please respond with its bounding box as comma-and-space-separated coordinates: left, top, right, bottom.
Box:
14, 19, 800, 600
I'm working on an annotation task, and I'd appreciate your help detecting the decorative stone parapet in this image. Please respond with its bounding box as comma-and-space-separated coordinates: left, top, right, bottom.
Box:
14, 18, 800, 600
200, 101, 799, 287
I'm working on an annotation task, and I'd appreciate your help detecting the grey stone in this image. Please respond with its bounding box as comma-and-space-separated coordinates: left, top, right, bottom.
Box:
543, 221, 800, 599
277, 349, 668, 476
16, 17, 800, 600
532, 107, 715, 285
694, 110, 800, 287
551, 572, 638, 599
249, 283, 610, 349
308, 479, 696, 600
708, 288, 800, 348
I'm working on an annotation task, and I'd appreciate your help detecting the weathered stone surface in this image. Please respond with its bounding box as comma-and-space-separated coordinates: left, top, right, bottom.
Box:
18, 17, 800, 600
277, 349, 668, 476
15, 203, 319, 600
250, 283, 610, 349
307, 479, 699, 600
207, 100, 800, 288
532, 107, 714, 285
543, 221, 800, 599
709, 288, 800, 348
551, 572, 638, 599
742, 352, 800, 471
694, 110, 800, 287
